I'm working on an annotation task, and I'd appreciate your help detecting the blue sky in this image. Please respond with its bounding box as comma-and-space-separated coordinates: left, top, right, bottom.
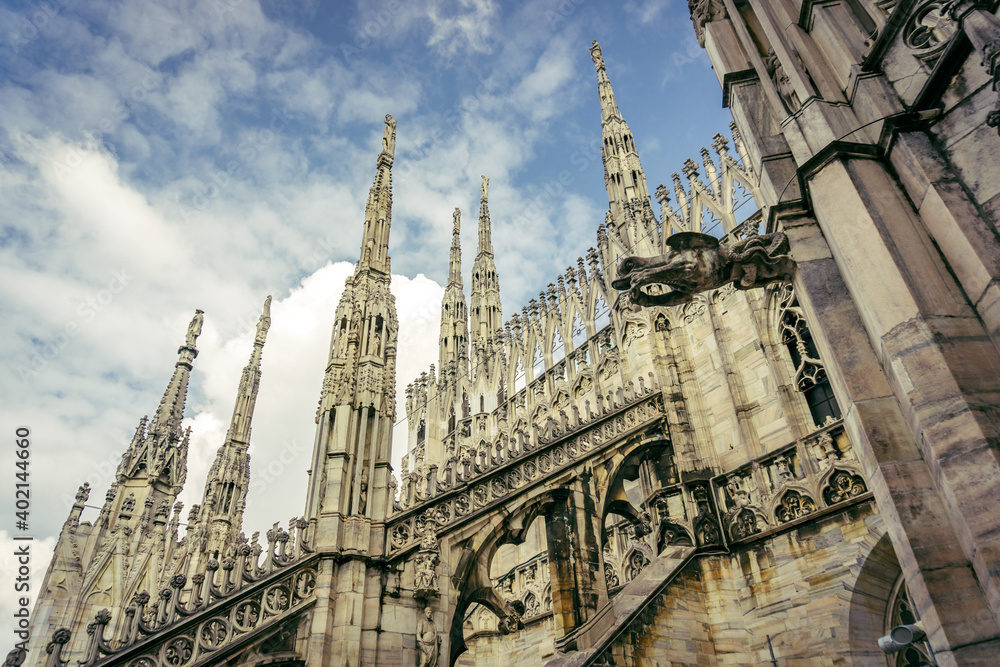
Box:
0, 0, 733, 624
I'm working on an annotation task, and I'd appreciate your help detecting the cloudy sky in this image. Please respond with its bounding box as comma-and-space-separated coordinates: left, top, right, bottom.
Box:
0, 0, 732, 625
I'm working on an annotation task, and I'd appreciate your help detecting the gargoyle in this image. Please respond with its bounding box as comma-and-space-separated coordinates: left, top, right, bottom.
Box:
611, 231, 794, 307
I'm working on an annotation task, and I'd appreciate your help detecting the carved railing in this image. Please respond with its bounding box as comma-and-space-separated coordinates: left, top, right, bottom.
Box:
387, 386, 665, 556
47, 519, 313, 667
713, 420, 868, 542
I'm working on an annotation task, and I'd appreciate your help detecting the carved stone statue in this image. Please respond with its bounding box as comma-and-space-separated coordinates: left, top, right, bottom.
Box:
75, 483, 91, 504
256, 296, 271, 345
186, 309, 204, 347
689, 0, 727, 46
382, 114, 396, 156
414, 552, 437, 591
612, 231, 794, 307
590, 40, 605, 70
481, 175, 489, 200
416, 607, 439, 667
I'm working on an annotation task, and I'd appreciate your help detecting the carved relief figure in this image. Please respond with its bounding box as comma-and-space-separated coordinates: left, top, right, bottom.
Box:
612, 231, 794, 307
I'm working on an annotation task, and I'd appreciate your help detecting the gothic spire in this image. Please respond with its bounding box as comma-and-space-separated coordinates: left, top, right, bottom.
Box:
477, 174, 494, 257
357, 114, 396, 276
147, 310, 202, 439
448, 207, 463, 289
307, 114, 400, 536
590, 40, 621, 122
471, 175, 503, 347
226, 295, 270, 446
197, 296, 270, 557
590, 40, 653, 241
440, 208, 469, 376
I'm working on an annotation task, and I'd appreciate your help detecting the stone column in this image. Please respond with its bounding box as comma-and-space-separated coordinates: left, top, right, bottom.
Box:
782, 209, 1000, 664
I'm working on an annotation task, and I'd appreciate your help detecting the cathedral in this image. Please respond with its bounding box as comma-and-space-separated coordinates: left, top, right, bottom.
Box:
18, 1, 1000, 665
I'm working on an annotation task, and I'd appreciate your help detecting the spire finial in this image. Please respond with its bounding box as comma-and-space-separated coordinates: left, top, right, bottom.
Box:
481, 175, 489, 201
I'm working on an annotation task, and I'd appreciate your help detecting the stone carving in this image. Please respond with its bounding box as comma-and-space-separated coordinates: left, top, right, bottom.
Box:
947, 1, 1000, 132
605, 563, 621, 588
382, 114, 396, 156
692, 484, 722, 547
256, 296, 271, 345
774, 490, 816, 523
611, 231, 794, 308
481, 175, 489, 200
75, 483, 91, 505
186, 310, 204, 348
688, 0, 727, 46
903, 1, 956, 63
590, 40, 605, 71
823, 470, 867, 505
815, 432, 840, 469
416, 607, 439, 667
765, 48, 799, 113
413, 528, 440, 600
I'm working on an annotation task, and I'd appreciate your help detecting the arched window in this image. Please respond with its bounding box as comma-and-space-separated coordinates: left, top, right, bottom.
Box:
773, 283, 841, 426
884, 575, 934, 666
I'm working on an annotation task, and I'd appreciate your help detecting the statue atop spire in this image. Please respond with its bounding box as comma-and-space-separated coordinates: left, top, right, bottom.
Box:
590, 40, 605, 71
359, 114, 396, 275
256, 296, 271, 345
382, 114, 396, 159
481, 175, 489, 200
185, 309, 204, 348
